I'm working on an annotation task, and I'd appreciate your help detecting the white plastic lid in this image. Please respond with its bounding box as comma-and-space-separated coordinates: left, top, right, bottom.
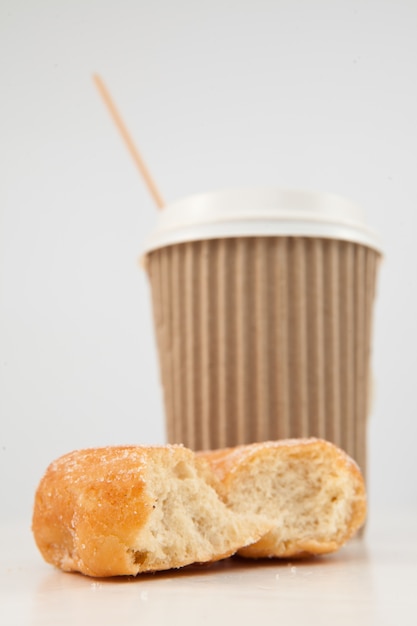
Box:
142, 188, 383, 255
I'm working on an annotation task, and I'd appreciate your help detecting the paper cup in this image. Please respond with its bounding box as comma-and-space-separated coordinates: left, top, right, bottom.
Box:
142, 188, 382, 476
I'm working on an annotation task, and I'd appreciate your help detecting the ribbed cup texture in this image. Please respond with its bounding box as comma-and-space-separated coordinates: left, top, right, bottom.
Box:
147, 237, 379, 475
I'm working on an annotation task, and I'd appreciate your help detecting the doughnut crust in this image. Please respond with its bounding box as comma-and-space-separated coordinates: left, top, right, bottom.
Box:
32, 444, 270, 577
198, 438, 366, 558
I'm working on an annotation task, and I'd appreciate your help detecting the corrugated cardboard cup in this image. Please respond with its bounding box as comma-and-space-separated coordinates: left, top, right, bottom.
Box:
142, 188, 382, 477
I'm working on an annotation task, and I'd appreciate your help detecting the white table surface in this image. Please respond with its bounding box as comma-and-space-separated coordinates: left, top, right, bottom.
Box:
1, 511, 416, 626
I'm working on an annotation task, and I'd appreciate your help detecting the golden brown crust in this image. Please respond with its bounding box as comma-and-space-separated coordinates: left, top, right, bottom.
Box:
32, 446, 164, 576
198, 438, 367, 558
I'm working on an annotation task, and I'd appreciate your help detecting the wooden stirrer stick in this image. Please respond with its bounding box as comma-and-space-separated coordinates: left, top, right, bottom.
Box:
93, 74, 165, 209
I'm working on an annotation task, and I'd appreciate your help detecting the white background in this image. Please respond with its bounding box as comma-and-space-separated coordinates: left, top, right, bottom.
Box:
1, 0, 416, 522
